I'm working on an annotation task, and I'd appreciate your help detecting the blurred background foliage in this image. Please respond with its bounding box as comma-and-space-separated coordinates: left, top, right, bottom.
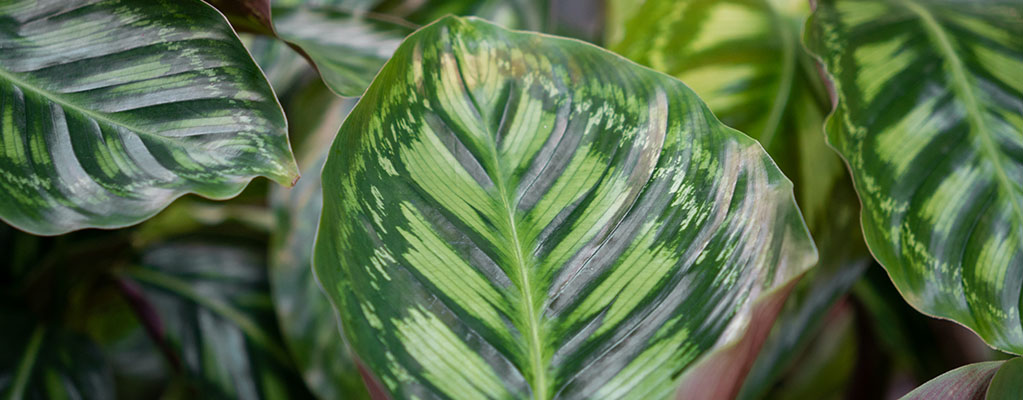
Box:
0, 0, 1015, 398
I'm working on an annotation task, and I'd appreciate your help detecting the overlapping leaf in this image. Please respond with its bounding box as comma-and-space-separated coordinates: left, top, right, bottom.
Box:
314, 16, 816, 399
0, 0, 299, 236
126, 241, 313, 399
806, 0, 1023, 353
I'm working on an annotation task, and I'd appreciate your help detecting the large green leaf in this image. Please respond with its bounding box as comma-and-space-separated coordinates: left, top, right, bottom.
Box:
901, 357, 1023, 400
806, 0, 1023, 353
0, 0, 299, 236
608, 0, 841, 227
314, 16, 816, 399
125, 240, 313, 399
0, 313, 114, 400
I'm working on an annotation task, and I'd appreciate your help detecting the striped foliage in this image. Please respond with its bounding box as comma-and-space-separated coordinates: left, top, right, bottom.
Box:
0, 0, 298, 236
608, 0, 842, 229
314, 16, 817, 399
806, 0, 1023, 353
128, 241, 313, 400
0, 313, 113, 400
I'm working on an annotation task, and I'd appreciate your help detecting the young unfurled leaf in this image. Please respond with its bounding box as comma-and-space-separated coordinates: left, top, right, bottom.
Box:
314, 16, 816, 399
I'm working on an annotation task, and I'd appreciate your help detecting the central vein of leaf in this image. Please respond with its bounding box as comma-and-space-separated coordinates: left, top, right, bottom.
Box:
0, 66, 158, 140
905, 0, 1023, 243
451, 48, 548, 397
491, 155, 548, 400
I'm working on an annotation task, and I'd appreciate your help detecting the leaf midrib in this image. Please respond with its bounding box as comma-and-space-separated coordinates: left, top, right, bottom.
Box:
0, 65, 166, 142
494, 170, 548, 400
904, 1, 1023, 245
450, 49, 548, 398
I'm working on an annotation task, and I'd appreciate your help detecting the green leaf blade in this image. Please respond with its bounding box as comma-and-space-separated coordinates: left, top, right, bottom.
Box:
0, 0, 299, 236
315, 16, 816, 399
806, 0, 1023, 353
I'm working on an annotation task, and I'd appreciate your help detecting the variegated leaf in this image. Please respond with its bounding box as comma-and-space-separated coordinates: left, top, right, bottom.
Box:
0, 0, 299, 236
806, 0, 1023, 353
314, 16, 817, 399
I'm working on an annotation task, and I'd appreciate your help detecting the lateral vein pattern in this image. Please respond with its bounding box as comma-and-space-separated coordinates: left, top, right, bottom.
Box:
314, 16, 817, 400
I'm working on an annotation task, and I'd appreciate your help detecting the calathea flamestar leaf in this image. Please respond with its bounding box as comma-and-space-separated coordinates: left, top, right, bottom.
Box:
314, 16, 817, 399
0, 0, 298, 236
806, 0, 1023, 353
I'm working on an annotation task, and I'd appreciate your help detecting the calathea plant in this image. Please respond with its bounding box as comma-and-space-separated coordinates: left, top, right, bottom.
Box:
0, 0, 1019, 399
